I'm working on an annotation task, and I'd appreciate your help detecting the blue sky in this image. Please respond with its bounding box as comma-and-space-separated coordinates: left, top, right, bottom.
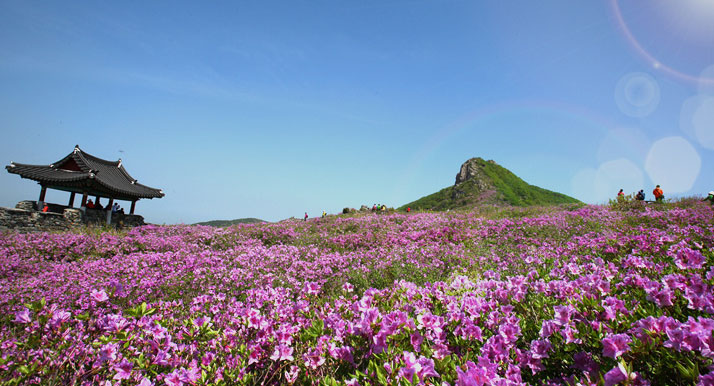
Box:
1, 0, 713, 223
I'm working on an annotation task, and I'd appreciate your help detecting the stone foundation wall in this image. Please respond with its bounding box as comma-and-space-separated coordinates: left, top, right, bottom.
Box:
0, 201, 146, 233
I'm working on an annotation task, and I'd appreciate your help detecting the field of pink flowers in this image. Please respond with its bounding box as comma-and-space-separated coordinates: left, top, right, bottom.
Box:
1, 202, 713, 385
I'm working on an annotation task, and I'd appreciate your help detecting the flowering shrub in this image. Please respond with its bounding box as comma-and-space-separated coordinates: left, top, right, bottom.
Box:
1, 203, 713, 385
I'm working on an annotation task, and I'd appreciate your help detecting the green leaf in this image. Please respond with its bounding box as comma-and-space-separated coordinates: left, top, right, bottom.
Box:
676, 361, 692, 379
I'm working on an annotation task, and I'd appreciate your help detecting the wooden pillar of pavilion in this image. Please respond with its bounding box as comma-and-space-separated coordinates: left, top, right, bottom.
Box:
130, 200, 136, 214
38, 186, 47, 202
68, 192, 76, 208
81, 192, 88, 207
106, 198, 114, 225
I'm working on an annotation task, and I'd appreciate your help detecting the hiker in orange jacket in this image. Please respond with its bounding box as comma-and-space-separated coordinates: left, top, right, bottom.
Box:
653, 185, 664, 202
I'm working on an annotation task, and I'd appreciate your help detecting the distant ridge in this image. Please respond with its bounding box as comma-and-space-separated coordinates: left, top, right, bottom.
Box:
194, 218, 266, 227
400, 157, 580, 211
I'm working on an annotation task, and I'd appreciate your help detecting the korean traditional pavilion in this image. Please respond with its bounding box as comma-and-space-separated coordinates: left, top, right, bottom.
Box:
5, 145, 164, 214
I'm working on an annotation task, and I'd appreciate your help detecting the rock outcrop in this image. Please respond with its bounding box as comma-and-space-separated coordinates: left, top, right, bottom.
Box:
455, 157, 497, 186
0, 201, 146, 233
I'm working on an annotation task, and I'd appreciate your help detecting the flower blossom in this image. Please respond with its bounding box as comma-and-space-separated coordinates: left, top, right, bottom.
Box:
602, 334, 632, 359
398, 351, 439, 383
112, 358, 133, 380
14, 308, 31, 324
270, 344, 294, 362
90, 289, 109, 302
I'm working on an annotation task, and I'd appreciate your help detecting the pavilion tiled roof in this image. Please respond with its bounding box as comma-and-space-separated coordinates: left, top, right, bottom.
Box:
6, 145, 164, 201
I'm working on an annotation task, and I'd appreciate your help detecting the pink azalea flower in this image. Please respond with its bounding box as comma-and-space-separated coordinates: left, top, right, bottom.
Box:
604, 365, 627, 386
498, 322, 521, 344
49, 309, 71, 328
539, 320, 558, 338
137, 378, 153, 386
604, 363, 638, 386
14, 308, 31, 324
303, 348, 325, 369
201, 352, 215, 366
193, 315, 211, 328
179, 366, 201, 384
398, 351, 440, 382
456, 361, 490, 386
99, 343, 119, 363
304, 281, 321, 295
154, 350, 171, 366
285, 365, 299, 384
553, 305, 574, 326
411, 332, 424, 352
112, 358, 133, 380
602, 334, 632, 359
530, 339, 552, 359
698, 373, 714, 386
675, 248, 706, 270
270, 344, 294, 362
164, 370, 183, 386
90, 289, 109, 302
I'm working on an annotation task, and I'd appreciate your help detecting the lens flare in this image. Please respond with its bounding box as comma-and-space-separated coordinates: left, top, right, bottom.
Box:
692, 97, 714, 149
645, 137, 701, 193
698, 65, 714, 95
597, 159, 645, 200
614, 73, 660, 118
680, 96, 714, 150
612, 0, 714, 85
596, 127, 650, 164
571, 159, 644, 204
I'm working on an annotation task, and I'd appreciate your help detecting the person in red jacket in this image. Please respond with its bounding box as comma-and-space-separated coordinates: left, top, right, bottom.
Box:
653, 185, 664, 202
617, 189, 625, 201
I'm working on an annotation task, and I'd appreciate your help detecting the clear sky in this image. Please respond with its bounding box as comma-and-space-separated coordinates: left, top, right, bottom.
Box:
1, 0, 713, 223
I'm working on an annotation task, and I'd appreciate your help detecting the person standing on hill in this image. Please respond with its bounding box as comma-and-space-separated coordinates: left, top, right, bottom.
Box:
653, 185, 664, 202
635, 190, 645, 201
703, 191, 714, 205
304, 212, 308, 222
617, 189, 625, 201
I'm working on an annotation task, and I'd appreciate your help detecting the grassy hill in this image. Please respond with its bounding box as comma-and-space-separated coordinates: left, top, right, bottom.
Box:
194, 218, 266, 227
400, 157, 580, 211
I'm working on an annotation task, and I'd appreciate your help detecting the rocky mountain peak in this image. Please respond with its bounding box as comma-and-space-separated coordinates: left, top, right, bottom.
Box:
455, 157, 497, 185
400, 157, 579, 211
